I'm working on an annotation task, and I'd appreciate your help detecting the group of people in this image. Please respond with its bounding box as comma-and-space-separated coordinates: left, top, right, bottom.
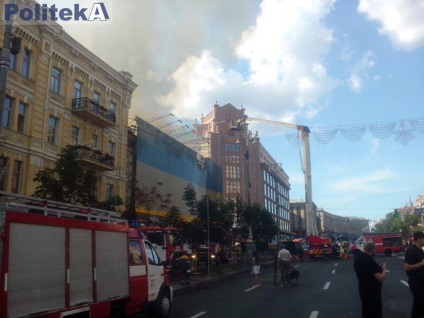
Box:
354, 231, 424, 318
250, 244, 294, 287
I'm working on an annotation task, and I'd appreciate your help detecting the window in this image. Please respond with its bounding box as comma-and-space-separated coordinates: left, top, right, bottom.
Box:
9, 52, 16, 71
225, 165, 240, 178
50, 68, 61, 94
47, 116, 58, 144
144, 241, 161, 265
73, 81, 82, 99
109, 101, 116, 113
21, 49, 31, 77
129, 241, 143, 265
106, 184, 113, 199
2, 97, 12, 128
107, 141, 115, 156
91, 134, 98, 149
11, 160, 22, 194
225, 155, 240, 164
17, 102, 27, 133
93, 92, 101, 103
71, 126, 79, 145
225, 143, 240, 152
225, 181, 240, 194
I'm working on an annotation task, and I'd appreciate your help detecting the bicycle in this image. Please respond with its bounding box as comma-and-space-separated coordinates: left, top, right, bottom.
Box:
289, 265, 300, 286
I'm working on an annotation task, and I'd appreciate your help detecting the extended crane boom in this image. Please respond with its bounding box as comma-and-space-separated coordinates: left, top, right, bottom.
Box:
246, 116, 318, 236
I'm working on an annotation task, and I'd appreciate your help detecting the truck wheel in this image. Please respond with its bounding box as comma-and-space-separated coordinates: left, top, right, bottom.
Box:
156, 291, 171, 318
384, 249, 393, 257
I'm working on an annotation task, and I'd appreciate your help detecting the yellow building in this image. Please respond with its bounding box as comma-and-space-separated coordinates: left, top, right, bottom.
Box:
0, 1, 137, 207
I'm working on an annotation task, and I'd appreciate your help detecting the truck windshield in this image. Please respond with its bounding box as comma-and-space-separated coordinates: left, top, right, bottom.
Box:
144, 231, 165, 246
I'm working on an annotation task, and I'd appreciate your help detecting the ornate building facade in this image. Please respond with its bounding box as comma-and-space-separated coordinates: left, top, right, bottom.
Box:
0, 1, 137, 207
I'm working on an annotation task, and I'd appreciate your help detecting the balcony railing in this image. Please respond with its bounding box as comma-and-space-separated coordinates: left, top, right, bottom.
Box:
72, 97, 116, 127
71, 145, 115, 171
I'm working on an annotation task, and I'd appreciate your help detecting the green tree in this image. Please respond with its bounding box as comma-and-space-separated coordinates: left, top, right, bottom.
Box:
33, 145, 98, 206
233, 200, 277, 242
164, 206, 184, 228
182, 183, 198, 216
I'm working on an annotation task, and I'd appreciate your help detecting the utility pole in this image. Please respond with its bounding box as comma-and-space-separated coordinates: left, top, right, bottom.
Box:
207, 195, 210, 275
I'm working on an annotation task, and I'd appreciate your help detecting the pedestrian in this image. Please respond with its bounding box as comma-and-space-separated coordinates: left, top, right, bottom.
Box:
404, 231, 424, 318
250, 251, 261, 286
178, 251, 190, 286
402, 238, 408, 254
277, 244, 292, 287
353, 241, 387, 318
298, 244, 304, 262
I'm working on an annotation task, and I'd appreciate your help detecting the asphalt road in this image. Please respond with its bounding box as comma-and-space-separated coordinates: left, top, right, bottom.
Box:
169, 254, 413, 318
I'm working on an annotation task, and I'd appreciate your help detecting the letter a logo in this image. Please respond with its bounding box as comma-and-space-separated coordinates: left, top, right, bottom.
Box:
88, 3, 109, 21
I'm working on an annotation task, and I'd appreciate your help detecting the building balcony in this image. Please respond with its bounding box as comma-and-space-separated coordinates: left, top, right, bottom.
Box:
72, 98, 116, 127
71, 145, 115, 171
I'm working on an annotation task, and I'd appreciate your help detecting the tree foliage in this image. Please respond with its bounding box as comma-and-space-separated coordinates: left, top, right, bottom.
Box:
182, 183, 198, 216
33, 145, 98, 206
164, 206, 184, 228
135, 185, 172, 224
179, 186, 277, 245
33, 145, 124, 211
373, 211, 423, 234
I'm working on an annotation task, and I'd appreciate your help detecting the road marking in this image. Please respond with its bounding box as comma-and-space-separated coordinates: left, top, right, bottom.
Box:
323, 282, 331, 290
401, 280, 409, 287
331, 269, 336, 274
386, 270, 390, 273
294, 264, 300, 268
245, 284, 262, 292
334, 263, 338, 266
190, 312, 206, 318
310, 311, 319, 318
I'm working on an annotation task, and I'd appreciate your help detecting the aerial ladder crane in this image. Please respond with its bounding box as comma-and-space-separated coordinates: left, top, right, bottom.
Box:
233, 116, 319, 236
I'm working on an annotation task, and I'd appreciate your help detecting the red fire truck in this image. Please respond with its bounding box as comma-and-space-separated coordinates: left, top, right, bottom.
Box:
0, 192, 173, 318
307, 235, 333, 259
138, 225, 186, 264
350, 232, 403, 256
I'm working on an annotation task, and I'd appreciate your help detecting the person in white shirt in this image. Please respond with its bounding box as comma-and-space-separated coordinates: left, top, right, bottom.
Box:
277, 244, 292, 286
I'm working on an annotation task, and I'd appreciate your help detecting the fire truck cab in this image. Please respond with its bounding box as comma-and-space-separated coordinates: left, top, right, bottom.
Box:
307, 235, 333, 259
0, 192, 173, 318
138, 225, 186, 264
351, 232, 403, 256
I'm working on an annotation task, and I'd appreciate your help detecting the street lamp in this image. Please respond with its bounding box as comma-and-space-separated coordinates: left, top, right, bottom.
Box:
206, 195, 211, 275
0, 1, 20, 137
174, 129, 195, 139
147, 113, 174, 123
158, 119, 182, 129
165, 124, 189, 134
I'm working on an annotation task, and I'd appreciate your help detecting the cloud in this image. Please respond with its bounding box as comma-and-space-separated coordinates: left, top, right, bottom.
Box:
233, 0, 339, 116
60, 0, 339, 123
158, 51, 225, 118
358, 0, 424, 51
347, 50, 375, 92
326, 168, 396, 199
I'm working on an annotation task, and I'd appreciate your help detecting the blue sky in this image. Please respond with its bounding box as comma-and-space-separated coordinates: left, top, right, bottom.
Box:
53, 0, 424, 222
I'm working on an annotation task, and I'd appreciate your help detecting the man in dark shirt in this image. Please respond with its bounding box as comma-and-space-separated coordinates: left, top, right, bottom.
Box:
404, 231, 424, 318
354, 241, 387, 318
